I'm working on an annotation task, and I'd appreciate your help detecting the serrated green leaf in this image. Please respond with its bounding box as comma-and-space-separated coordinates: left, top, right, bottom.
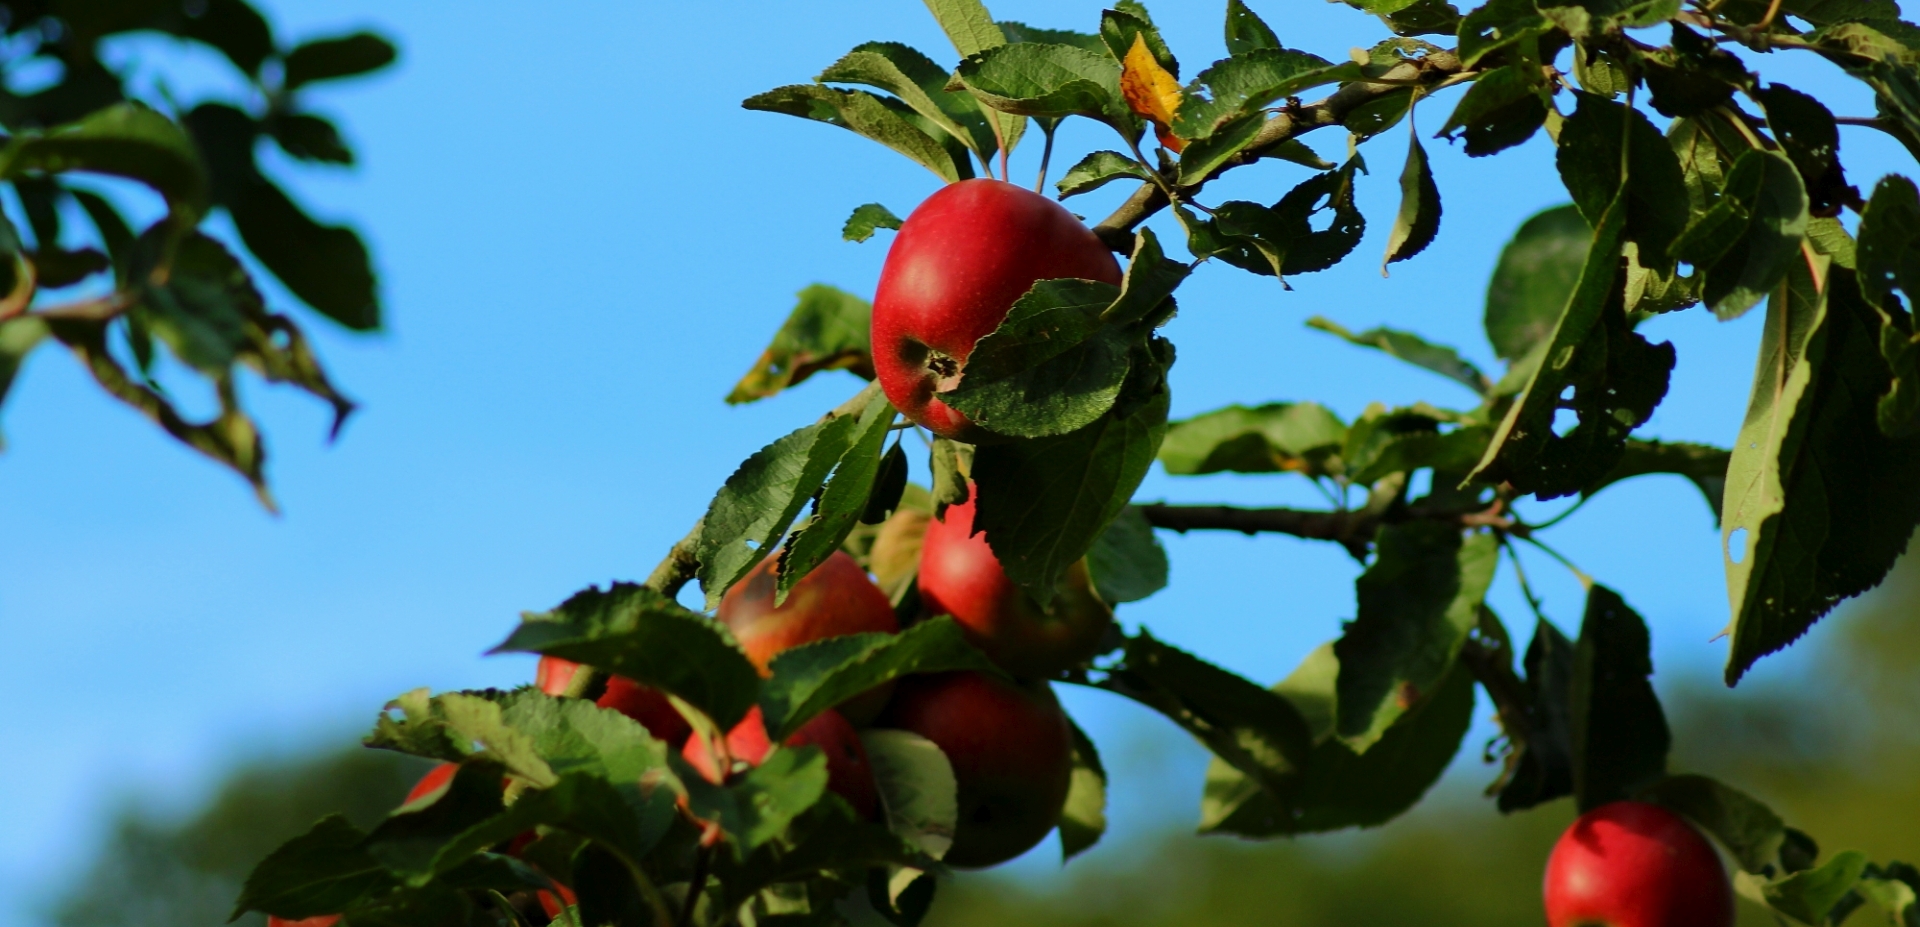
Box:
679, 745, 830, 856
973, 353, 1171, 602
1485, 204, 1589, 362
1102, 8, 1178, 79
1200, 642, 1473, 836
1174, 112, 1268, 186
1104, 632, 1314, 797
492, 583, 762, 728
780, 391, 897, 601
1059, 719, 1107, 861
1225, 0, 1282, 55
729, 285, 874, 405
862, 729, 958, 862
920, 0, 1026, 158
1204, 157, 1366, 277
1086, 505, 1169, 604
1342, 86, 1416, 138
951, 43, 1132, 132
760, 617, 999, 741
697, 383, 880, 605
1438, 65, 1547, 156
1855, 174, 1920, 436
284, 32, 398, 88
1157, 401, 1347, 476
819, 42, 997, 162
1104, 227, 1189, 325
231, 815, 394, 921
362, 690, 555, 785
1458, 0, 1553, 68
1056, 150, 1151, 197
1349, 425, 1494, 485
1638, 774, 1786, 874
1571, 585, 1670, 810
1383, 134, 1442, 270
361, 761, 510, 883
999, 21, 1105, 52
939, 279, 1134, 438
1172, 49, 1359, 140
1670, 148, 1810, 320
744, 85, 969, 182
843, 203, 904, 244
0, 103, 208, 222
1306, 317, 1488, 395
1556, 93, 1690, 272
1333, 523, 1497, 750
1722, 259, 1920, 684
1767, 851, 1872, 924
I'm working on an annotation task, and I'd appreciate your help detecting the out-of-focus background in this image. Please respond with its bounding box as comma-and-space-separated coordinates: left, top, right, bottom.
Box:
1, 2, 1913, 926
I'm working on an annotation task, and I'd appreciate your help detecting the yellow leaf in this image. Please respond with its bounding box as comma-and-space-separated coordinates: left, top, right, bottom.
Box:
1119, 32, 1184, 152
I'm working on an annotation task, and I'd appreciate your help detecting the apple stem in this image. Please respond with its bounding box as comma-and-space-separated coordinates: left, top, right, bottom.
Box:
1035, 122, 1056, 194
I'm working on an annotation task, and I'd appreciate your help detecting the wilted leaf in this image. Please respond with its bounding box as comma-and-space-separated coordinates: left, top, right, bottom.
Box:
729, 284, 874, 404
1158, 401, 1347, 476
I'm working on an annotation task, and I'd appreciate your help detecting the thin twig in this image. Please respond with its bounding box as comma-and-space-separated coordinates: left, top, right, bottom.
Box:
678, 844, 714, 927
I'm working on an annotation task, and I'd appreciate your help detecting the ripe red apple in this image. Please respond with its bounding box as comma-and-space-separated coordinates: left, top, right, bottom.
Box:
536, 655, 693, 746
268, 918, 339, 927
1544, 801, 1735, 927
404, 762, 458, 804
877, 671, 1072, 868
718, 549, 899, 723
871, 178, 1123, 439
919, 492, 1113, 679
681, 705, 880, 820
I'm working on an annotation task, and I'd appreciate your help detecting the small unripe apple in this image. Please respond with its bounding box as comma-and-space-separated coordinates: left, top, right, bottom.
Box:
919, 493, 1112, 679
871, 178, 1122, 439
877, 671, 1072, 868
536, 655, 693, 746
1544, 801, 1734, 927
681, 705, 880, 820
718, 549, 899, 723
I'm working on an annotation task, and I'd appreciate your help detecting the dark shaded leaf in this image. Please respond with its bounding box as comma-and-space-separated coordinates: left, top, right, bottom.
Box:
760, 617, 999, 741
1458, 0, 1553, 68
779, 390, 897, 600
1588, 439, 1730, 521
1203, 157, 1366, 277
1670, 148, 1810, 320
1086, 505, 1169, 604
1333, 523, 1498, 749
1556, 93, 1689, 271
1057, 150, 1151, 197
284, 33, 399, 89
1383, 133, 1442, 269
230, 178, 380, 330
728, 285, 874, 404
230, 815, 393, 921
1638, 774, 1786, 874
1571, 585, 1669, 810
1484, 204, 1588, 362
1643, 23, 1749, 118
1757, 84, 1853, 216
1495, 617, 1576, 813
492, 583, 762, 729
1855, 174, 1920, 437
1437, 65, 1547, 156
862, 439, 910, 525
268, 113, 354, 165
1306, 316, 1488, 395
1104, 227, 1189, 326
678, 746, 830, 857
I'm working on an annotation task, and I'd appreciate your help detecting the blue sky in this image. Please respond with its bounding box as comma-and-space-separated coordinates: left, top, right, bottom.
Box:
0, 2, 1909, 923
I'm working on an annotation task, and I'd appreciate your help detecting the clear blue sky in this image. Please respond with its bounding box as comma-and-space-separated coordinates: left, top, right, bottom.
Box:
0, 2, 1907, 923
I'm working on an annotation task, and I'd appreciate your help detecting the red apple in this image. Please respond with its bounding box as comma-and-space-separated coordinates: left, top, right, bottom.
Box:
536, 655, 693, 746
404, 762, 458, 804
268, 918, 339, 927
681, 705, 880, 820
871, 178, 1122, 440
1544, 801, 1734, 927
718, 549, 899, 724
877, 671, 1072, 868
919, 492, 1113, 679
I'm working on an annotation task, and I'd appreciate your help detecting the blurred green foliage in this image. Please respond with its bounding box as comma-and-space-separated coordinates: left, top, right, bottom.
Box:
52, 555, 1918, 927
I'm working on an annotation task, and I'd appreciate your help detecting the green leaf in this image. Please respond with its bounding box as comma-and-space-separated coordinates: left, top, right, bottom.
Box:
1225, 0, 1283, 55
360, 760, 509, 883
0, 316, 48, 445
1057, 150, 1151, 198
1457, 0, 1553, 68
1174, 112, 1269, 186
1766, 851, 1872, 925
229, 178, 381, 330
679, 745, 831, 857
1721, 259, 1920, 684
924, 0, 1010, 57
1172, 49, 1360, 140
1383, 134, 1442, 270
1368, 0, 1465, 35
492, 583, 762, 729
0, 103, 208, 223
819, 42, 997, 162
696, 383, 881, 605
1199, 642, 1473, 836
1342, 87, 1417, 138
1103, 632, 1315, 796
760, 617, 1000, 741
1157, 401, 1347, 476
1855, 175, 1920, 437
1571, 584, 1670, 810
1472, 191, 1677, 499
744, 85, 970, 183
1086, 505, 1169, 604
862, 729, 959, 862
939, 279, 1134, 438
1642, 23, 1749, 119
1485, 204, 1589, 362
728, 285, 874, 405
1349, 423, 1494, 485
1104, 227, 1190, 326
1059, 719, 1107, 860
1333, 523, 1497, 750
1306, 317, 1488, 395
231, 815, 394, 921
864, 439, 911, 525
843, 203, 904, 244
950, 43, 1132, 132
779, 391, 898, 600
1670, 149, 1811, 320
1638, 774, 1786, 874
1856, 863, 1920, 926
1438, 65, 1547, 156
267, 112, 354, 165
1204, 157, 1366, 277
1556, 93, 1690, 271
1101, 8, 1179, 78
1757, 84, 1852, 217
998, 22, 1105, 53
1495, 617, 1576, 812
284, 32, 398, 88
973, 353, 1171, 602
1589, 439, 1731, 522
